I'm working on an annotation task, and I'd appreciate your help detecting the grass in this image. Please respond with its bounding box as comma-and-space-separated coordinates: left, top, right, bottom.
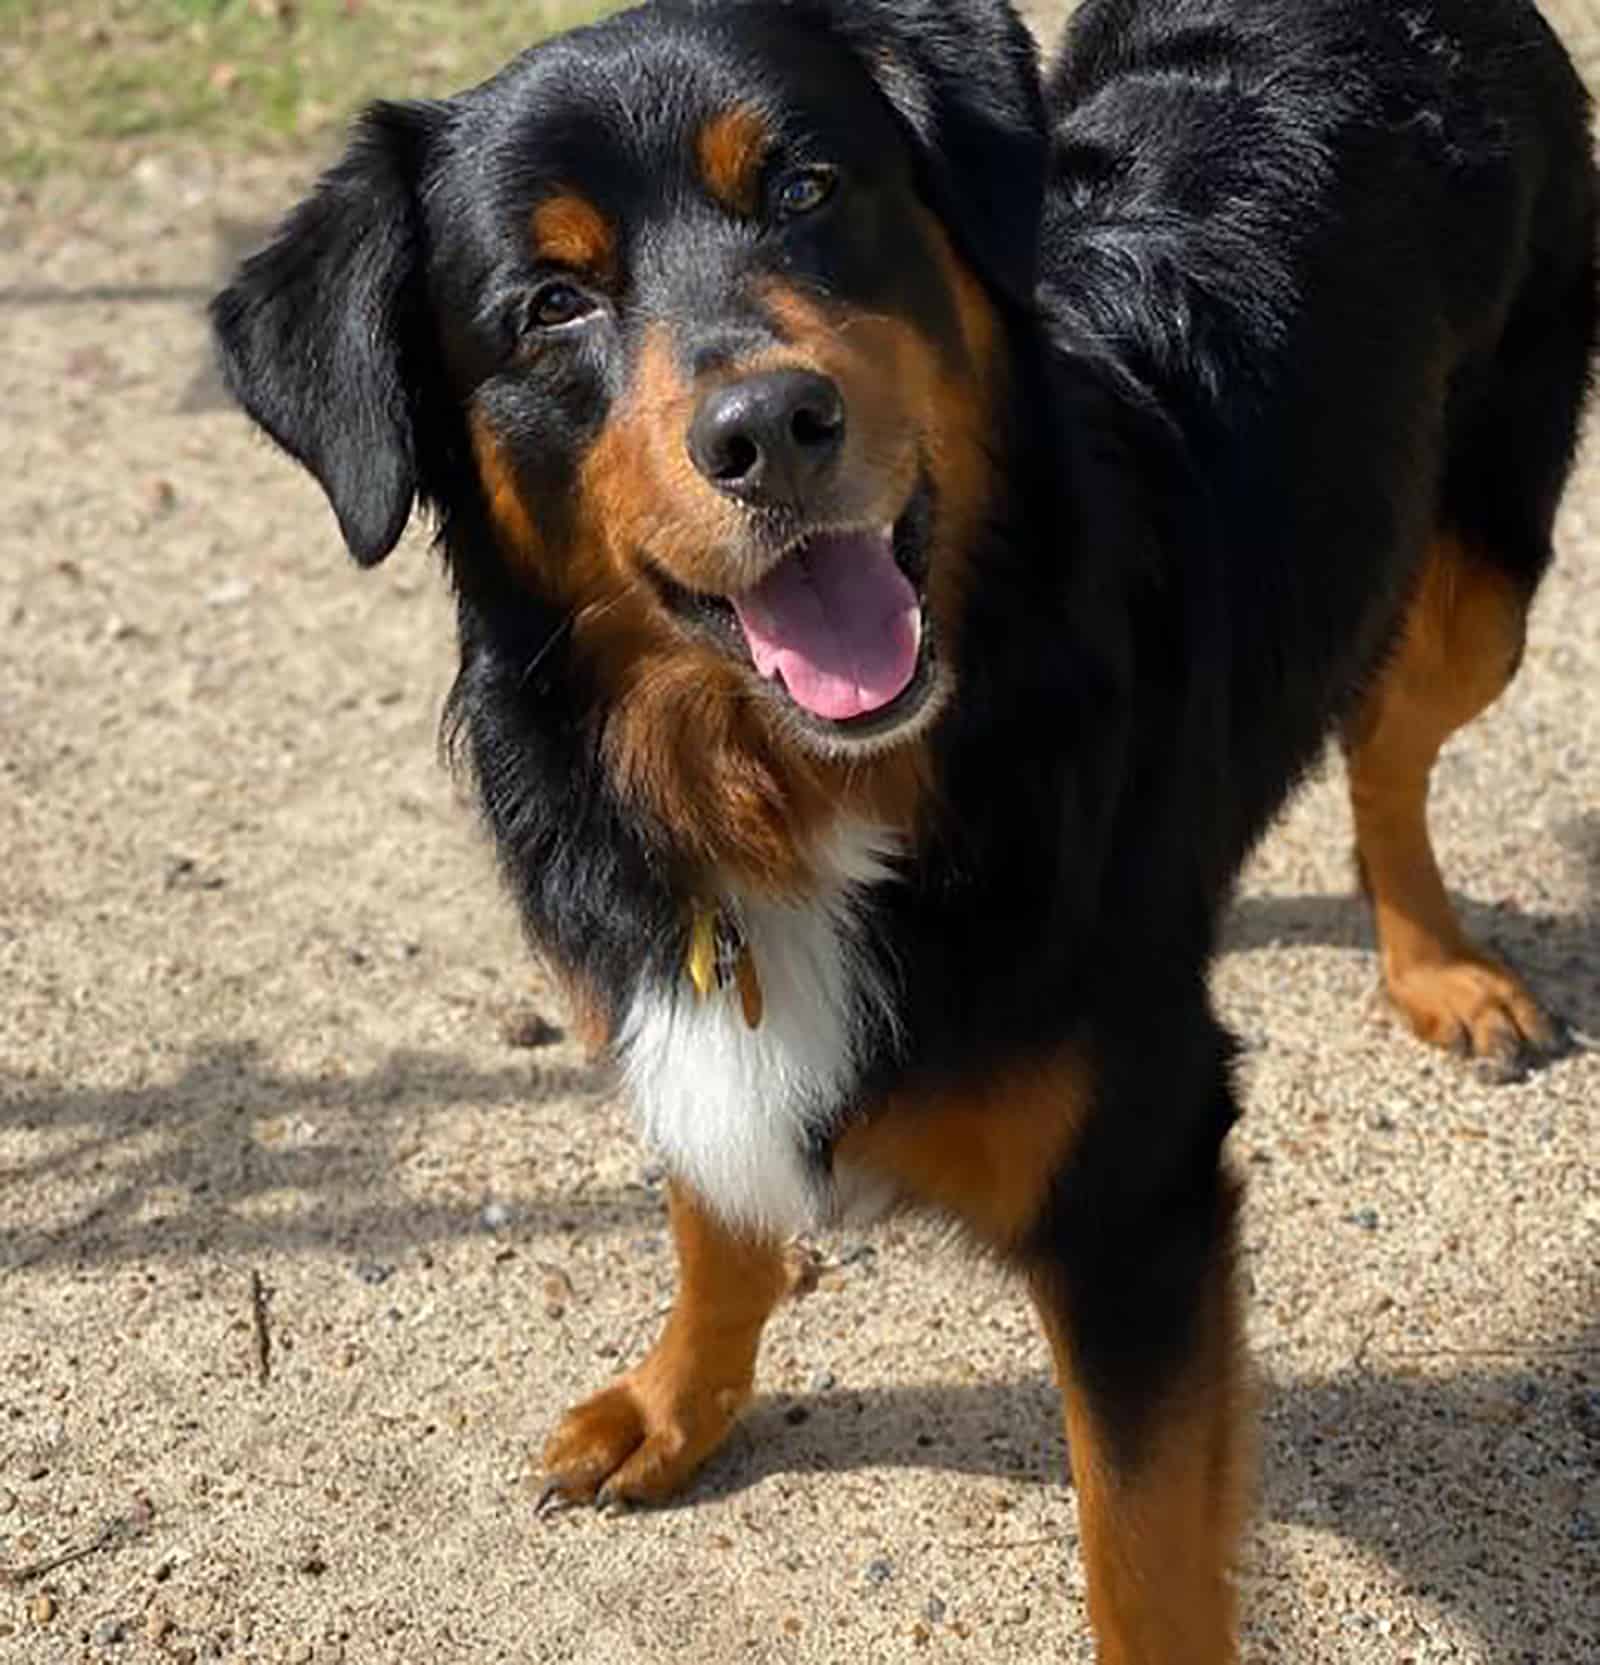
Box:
0, 0, 614, 180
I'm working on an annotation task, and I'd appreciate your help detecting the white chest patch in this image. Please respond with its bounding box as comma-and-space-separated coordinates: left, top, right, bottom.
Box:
619, 821, 899, 1237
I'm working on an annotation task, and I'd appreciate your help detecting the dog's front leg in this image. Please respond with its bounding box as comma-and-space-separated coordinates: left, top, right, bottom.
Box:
1027, 1153, 1247, 1664
541, 1179, 791, 1508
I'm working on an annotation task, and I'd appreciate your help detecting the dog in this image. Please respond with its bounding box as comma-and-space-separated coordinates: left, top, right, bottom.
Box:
211, 0, 1595, 1655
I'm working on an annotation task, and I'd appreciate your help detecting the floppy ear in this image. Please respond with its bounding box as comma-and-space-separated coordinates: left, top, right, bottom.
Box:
827, 0, 1048, 308
210, 100, 442, 565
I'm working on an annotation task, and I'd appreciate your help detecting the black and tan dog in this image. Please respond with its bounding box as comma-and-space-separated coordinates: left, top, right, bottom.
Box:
212, 0, 1595, 1656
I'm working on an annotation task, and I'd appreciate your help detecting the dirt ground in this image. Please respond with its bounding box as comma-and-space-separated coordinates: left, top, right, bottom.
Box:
3, 4, 1598, 1662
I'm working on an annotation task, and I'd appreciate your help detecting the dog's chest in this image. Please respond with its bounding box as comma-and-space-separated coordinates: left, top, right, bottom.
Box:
619, 822, 897, 1236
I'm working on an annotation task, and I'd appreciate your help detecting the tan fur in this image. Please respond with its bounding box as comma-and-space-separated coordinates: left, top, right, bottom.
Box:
540, 1181, 793, 1505
468, 408, 545, 577
530, 192, 616, 280
1344, 534, 1552, 1063
1030, 1177, 1250, 1665
836, 1046, 1092, 1250
696, 106, 771, 214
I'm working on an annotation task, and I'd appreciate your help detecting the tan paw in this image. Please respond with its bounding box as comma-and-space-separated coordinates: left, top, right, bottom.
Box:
1386, 952, 1557, 1079
539, 1372, 748, 1510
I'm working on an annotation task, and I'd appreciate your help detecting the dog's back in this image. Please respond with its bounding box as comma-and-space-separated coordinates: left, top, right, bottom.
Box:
1041, 0, 1594, 1067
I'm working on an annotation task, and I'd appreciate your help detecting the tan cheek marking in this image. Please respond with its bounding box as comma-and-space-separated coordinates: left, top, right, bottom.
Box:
913, 210, 1003, 639
531, 192, 617, 280
469, 407, 545, 575
697, 105, 770, 214
578, 325, 752, 593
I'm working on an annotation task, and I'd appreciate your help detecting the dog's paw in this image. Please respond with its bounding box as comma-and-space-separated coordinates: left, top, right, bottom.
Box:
1386, 953, 1559, 1080
539, 1371, 748, 1511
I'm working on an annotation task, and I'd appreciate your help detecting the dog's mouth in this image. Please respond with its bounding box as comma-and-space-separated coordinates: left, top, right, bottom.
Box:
654, 487, 940, 746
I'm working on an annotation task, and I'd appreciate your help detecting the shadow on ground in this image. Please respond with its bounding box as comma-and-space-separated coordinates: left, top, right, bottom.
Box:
692, 1319, 1600, 1662
1224, 811, 1600, 1041
0, 1039, 660, 1272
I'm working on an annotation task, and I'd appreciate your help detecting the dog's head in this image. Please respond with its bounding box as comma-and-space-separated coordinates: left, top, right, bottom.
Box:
213, 0, 1046, 874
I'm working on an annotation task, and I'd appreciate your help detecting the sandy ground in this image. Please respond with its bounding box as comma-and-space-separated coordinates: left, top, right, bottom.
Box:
3, 4, 1598, 1661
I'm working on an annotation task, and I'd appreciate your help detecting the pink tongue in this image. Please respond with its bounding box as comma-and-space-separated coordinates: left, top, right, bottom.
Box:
730, 529, 921, 721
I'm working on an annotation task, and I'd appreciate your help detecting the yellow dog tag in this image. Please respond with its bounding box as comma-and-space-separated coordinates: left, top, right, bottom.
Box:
685, 900, 763, 1029
687, 900, 719, 999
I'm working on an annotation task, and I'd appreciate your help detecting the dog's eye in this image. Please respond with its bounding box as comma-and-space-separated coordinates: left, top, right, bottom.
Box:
772, 166, 837, 219
528, 281, 595, 330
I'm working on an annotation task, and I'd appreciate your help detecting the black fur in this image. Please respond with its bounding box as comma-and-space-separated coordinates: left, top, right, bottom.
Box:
211, 100, 445, 564
213, 0, 1594, 1483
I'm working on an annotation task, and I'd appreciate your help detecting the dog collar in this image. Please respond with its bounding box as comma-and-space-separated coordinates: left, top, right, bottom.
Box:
686, 899, 764, 1030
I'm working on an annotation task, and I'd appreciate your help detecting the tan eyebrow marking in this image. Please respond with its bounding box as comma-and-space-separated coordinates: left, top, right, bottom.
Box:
530, 192, 616, 278
697, 105, 771, 214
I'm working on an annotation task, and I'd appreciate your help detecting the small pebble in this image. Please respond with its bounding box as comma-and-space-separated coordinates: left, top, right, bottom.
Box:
355, 1262, 393, 1286
500, 1009, 561, 1049
288, 1644, 314, 1664
864, 1557, 895, 1587
146, 1612, 174, 1644
783, 1404, 809, 1426
923, 1596, 947, 1624
481, 1202, 512, 1231
29, 1595, 56, 1626
90, 1617, 125, 1647
0, 1487, 15, 1513
809, 1369, 836, 1394
1572, 1509, 1598, 1543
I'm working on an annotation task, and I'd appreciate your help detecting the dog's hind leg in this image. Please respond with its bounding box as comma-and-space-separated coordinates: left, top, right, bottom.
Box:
1344, 240, 1593, 1076
1341, 533, 1557, 1075
540, 1180, 791, 1508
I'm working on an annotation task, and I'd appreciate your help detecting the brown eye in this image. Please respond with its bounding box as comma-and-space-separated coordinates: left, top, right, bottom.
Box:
529, 280, 594, 329
772, 166, 837, 219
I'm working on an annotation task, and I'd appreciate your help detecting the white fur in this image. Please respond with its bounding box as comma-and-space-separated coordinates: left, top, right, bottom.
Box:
620, 821, 899, 1236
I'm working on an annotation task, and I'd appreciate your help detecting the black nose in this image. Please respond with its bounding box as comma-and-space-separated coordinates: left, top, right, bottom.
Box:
687, 369, 845, 506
